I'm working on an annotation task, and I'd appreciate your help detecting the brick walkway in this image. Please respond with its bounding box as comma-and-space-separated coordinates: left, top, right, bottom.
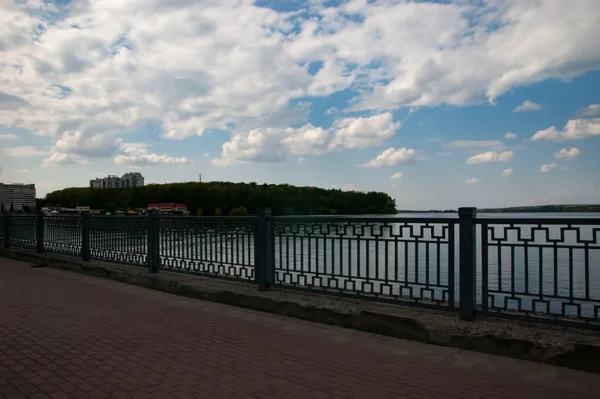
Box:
0, 258, 598, 399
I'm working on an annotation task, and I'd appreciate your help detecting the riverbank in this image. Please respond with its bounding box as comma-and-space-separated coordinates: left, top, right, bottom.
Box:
2, 246, 600, 374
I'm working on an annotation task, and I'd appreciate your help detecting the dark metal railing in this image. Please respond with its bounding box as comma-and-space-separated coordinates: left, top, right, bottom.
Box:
273, 216, 457, 309
1, 208, 599, 329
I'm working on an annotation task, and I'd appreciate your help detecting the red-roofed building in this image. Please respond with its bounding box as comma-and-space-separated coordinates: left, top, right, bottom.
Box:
147, 203, 187, 214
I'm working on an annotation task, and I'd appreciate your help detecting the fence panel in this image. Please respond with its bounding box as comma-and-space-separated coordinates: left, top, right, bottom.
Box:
44, 215, 82, 256
478, 218, 600, 327
8, 215, 37, 249
273, 216, 457, 309
159, 216, 256, 281
89, 216, 148, 266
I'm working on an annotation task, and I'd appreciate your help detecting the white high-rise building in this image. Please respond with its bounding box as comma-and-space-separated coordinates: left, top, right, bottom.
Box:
0, 183, 36, 211
89, 172, 144, 189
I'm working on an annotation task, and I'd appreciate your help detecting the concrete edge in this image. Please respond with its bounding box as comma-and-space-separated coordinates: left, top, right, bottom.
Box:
2, 248, 600, 374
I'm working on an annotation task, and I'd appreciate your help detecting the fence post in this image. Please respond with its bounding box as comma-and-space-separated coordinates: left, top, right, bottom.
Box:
81, 212, 91, 261
458, 207, 477, 321
36, 210, 45, 253
3, 212, 10, 248
147, 211, 160, 273
255, 207, 274, 291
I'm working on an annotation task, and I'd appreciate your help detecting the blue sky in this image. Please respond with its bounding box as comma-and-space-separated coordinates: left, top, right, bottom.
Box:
1, 0, 599, 209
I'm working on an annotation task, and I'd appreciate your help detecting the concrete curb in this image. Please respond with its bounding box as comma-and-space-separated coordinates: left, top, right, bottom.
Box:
2, 248, 600, 374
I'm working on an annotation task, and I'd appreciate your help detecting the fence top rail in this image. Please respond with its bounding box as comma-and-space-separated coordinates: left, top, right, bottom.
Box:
476, 217, 600, 226
273, 215, 459, 224
159, 215, 256, 222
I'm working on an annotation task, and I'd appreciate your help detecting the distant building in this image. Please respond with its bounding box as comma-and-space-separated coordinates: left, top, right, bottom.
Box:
0, 183, 36, 211
147, 203, 187, 214
90, 172, 144, 189
121, 172, 144, 188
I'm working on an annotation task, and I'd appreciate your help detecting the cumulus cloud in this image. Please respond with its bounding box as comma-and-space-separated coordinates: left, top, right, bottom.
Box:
4, 146, 48, 157
513, 100, 542, 113
554, 147, 581, 159
390, 172, 403, 180
576, 104, 600, 118
0, 0, 598, 165
501, 168, 514, 177
114, 143, 190, 166
531, 105, 600, 141
504, 133, 517, 139
540, 163, 559, 172
466, 151, 513, 164
466, 178, 481, 184
329, 113, 400, 150
445, 140, 504, 149
213, 113, 399, 166
360, 147, 417, 168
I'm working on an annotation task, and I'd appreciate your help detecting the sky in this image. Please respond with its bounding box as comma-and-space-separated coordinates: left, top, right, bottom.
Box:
0, 0, 599, 210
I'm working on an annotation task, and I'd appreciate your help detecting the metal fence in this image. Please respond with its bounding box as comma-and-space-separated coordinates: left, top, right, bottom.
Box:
1, 208, 599, 329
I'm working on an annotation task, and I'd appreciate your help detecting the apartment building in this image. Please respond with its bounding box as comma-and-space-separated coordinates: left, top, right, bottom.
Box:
89, 172, 144, 189
0, 183, 36, 211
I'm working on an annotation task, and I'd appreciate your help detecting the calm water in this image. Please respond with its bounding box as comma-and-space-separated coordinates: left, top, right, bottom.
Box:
11, 212, 600, 319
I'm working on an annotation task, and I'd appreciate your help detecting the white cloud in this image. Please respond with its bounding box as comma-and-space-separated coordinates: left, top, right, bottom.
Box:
390, 172, 403, 180
0, 133, 18, 140
532, 110, 600, 141
0, 0, 598, 166
576, 104, 600, 118
504, 133, 517, 139
4, 146, 48, 157
18, 169, 28, 173
439, 151, 452, 156
114, 143, 190, 166
213, 113, 398, 166
540, 163, 559, 172
554, 147, 581, 159
501, 168, 514, 177
466, 151, 513, 164
513, 100, 542, 113
466, 178, 481, 184
360, 147, 417, 168
212, 124, 329, 166
329, 113, 400, 150
297, 157, 305, 162
445, 140, 505, 149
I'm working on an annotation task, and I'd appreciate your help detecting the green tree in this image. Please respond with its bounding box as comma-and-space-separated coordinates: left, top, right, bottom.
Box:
196, 208, 204, 216
214, 208, 222, 216
44, 181, 397, 216
229, 206, 247, 216
103, 201, 117, 214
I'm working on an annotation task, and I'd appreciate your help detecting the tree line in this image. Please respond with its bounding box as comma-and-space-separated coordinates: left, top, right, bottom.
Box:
39, 181, 397, 216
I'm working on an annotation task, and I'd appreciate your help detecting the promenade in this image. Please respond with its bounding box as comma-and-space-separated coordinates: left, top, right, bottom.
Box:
0, 258, 598, 399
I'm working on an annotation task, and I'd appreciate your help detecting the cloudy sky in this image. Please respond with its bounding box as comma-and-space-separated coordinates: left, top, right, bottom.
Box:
1, 0, 599, 209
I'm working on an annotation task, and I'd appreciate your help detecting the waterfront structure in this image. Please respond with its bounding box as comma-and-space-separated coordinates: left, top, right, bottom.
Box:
0, 183, 36, 211
2, 208, 598, 330
89, 172, 144, 189
147, 203, 187, 214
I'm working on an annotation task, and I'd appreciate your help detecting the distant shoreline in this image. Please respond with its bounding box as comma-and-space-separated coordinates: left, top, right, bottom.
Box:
397, 205, 600, 213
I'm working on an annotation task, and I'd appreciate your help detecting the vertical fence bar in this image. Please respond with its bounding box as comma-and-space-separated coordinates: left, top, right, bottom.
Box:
147, 211, 160, 273
459, 207, 477, 321
255, 207, 273, 291
3, 213, 10, 248
81, 212, 91, 261
36, 210, 45, 253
